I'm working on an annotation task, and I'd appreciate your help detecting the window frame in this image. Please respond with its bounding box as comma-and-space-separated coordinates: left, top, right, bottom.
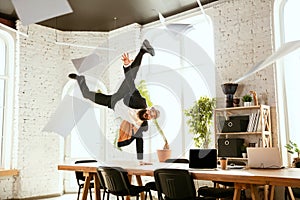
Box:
274, 0, 300, 166
0, 28, 15, 169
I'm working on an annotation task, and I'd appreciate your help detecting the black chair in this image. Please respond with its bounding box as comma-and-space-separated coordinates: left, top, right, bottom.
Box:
97, 166, 153, 200
285, 187, 300, 200
208, 160, 245, 199
96, 169, 109, 200
75, 160, 97, 200
197, 186, 234, 200
145, 158, 189, 200
154, 168, 214, 200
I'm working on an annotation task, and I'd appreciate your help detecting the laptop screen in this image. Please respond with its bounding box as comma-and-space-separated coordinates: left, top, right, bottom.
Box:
189, 149, 217, 169
247, 147, 283, 169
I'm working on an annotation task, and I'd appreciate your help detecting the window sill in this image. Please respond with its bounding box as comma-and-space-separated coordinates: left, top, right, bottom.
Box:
0, 169, 19, 177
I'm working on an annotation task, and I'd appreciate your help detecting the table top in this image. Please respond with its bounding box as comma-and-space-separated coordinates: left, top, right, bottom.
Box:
58, 160, 300, 187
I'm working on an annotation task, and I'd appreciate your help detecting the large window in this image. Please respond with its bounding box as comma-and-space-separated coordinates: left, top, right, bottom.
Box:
0, 29, 15, 169
141, 13, 215, 159
274, 0, 300, 164
62, 78, 107, 192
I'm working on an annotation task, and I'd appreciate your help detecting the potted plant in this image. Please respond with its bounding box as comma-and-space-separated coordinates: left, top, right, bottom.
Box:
137, 80, 170, 162
285, 140, 300, 167
242, 94, 253, 107
184, 96, 216, 148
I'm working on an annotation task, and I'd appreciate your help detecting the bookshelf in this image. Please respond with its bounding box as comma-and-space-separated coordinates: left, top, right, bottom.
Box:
214, 105, 272, 159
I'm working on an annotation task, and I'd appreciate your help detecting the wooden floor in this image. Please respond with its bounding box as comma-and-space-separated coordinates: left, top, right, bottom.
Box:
40, 193, 129, 200
40, 193, 81, 200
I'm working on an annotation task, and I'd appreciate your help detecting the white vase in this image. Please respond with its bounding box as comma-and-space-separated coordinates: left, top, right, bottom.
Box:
243, 102, 252, 107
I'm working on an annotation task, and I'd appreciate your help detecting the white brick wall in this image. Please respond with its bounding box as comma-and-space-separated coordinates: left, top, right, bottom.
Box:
1, 0, 279, 198
207, 0, 278, 146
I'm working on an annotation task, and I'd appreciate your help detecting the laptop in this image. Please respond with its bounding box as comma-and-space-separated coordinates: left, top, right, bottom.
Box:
247, 147, 284, 169
189, 149, 217, 169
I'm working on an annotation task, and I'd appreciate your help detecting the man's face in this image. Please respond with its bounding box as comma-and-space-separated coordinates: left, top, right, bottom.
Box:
142, 108, 158, 120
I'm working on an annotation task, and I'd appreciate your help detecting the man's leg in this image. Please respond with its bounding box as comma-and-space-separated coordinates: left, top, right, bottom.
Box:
69, 74, 112, 108
111, 40, 155, 107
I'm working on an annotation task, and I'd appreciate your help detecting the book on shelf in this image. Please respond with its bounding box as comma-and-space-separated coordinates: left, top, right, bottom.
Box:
247, 113, 254, 132
252, 111, 260, 132
247, 110, 260, 132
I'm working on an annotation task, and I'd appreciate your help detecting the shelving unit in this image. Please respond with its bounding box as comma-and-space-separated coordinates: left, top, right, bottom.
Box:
214, 105, 272, 159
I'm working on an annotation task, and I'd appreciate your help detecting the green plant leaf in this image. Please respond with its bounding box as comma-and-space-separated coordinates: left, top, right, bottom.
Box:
184, 96, 216, 148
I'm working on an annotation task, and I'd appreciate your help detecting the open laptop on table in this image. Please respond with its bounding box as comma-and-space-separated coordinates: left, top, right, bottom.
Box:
189, 149, 217, 170
247, 147, 284, 169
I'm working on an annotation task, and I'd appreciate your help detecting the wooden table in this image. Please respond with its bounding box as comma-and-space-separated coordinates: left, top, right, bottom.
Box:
0, 169, 19, 177
58, 161, 300, 200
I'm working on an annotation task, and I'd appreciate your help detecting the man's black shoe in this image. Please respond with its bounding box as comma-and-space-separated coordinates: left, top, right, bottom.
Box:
68, 73, 78, 79
141, 39, 155, 56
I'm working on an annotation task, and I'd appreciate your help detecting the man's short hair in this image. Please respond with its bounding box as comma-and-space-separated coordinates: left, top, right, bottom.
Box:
138, 109, 147, 121
150, 106, 160, 119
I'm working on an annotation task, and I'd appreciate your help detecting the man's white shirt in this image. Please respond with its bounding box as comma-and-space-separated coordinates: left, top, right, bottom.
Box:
114, 99, 143, 129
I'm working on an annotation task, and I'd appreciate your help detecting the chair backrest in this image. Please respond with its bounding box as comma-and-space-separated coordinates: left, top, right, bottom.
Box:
75, 160, 97, 183
154, 168, 196, 200
165, 158, 189, 163
97, 166, 131, 196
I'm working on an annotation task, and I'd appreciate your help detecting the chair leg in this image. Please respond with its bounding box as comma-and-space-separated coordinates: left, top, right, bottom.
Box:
89, 188, 93, 200
102, 190, 106, 200
157, 191, 163, 200
285, 187, 289, 200
77, 188, 81, 200
149, 190, 153, 200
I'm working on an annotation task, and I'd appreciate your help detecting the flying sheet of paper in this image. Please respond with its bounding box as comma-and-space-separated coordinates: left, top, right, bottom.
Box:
11, 0, 73, 26
43, 95, 89, 137
235, 40, 300, 83
156, 10, 194, 35
71, 53, 101, 73
166, 24, 194, 34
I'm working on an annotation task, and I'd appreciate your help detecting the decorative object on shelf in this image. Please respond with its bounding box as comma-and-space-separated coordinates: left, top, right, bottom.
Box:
217, 138, 244, 158
241, 143, 248, 158
285, 140, 300, 167
233, 97, 240, 107
221, 83, 238, 108
242, 94, 253, 107
184, 96, 216, 148
250, 90, 258, 105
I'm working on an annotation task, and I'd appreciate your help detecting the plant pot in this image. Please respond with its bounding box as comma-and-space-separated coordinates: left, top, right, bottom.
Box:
157, 149, 171, 162
242, 153, 247, 158
243, 102, 252, 107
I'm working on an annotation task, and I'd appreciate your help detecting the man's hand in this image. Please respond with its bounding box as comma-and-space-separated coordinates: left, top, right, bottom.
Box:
121, 53, 133, 66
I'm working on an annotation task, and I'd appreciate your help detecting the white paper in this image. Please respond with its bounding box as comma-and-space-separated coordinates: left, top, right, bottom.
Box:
166, 24, 194, 34
43, 95, 90, 137
12, 0, 73, 26
157, 10, 194, 35
71, 53, 101, 73
235, 40, 300, 83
